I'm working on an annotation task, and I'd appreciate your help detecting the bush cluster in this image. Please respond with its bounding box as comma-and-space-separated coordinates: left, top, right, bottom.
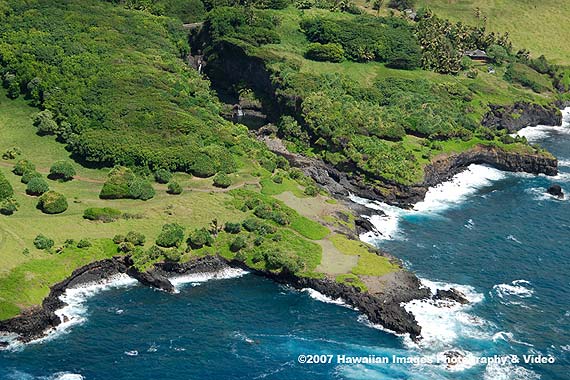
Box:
37, 191, 68, 214
156, 223, 185, 248
83, 207, 122, 222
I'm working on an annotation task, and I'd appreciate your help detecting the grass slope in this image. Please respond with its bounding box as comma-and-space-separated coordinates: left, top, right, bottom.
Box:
417, 0, 570, 65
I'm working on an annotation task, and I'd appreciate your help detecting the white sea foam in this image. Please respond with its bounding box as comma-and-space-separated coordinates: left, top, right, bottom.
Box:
351, 164, 506, 243
415, 164, 506, 213
516, 107, 570, 142
169, 268, 248, 292
48, 274, 138, 340
302, 288, 356, 310
492, 280, 534, 300
349, 194, 406, 241
402, 279, 487, 350
483, 359, 540, 380
492, 331, 534, 347
51, 373, 84, 380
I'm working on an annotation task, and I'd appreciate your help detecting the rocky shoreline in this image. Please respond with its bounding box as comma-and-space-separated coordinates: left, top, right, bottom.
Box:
260, 133, 558, 209
0, 254, 469, 346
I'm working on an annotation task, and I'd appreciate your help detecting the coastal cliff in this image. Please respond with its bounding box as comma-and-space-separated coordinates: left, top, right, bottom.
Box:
261, 135, 558, 208
482, 102, 562, 132
0, 254, 450, 344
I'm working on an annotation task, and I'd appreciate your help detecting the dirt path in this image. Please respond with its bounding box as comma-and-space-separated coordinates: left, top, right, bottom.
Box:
1, 160, 260, 192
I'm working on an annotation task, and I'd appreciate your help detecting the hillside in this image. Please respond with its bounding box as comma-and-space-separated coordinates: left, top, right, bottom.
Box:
197, 5, 563, 196
417, 0, 570, 65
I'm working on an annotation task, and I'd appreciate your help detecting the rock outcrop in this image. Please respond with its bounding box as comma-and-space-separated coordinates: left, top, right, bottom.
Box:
434, 288, 470, 304
547, 183, 564, 198
482, 102, 562, 132
0, 257, 130, 342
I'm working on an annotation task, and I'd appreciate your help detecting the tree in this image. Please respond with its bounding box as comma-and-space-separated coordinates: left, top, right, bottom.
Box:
21, 170, 42, 184
34, 234, 54, 250
213, 172, 232, 188
156, 223, 185, 248
230, 235, 247, 252
126, 231, 146, 246
487, 44, 509, 65
26, 177, 49, 196
224, 222, 242, 234
372, 0, 383, 15
49, 161, 76, 181
187, 227, 214, 249
13, 160, 35, 176
37, 191, 68, 214
0, 171, 14, 201
167, 181, 183, 194
33, 110, 58, 135
154, 168, 173, 184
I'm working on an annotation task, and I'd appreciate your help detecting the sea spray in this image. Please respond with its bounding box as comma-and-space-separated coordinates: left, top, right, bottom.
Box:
169, 268, 248, 292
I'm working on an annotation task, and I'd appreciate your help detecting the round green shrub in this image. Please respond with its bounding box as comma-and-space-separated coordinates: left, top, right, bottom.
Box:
191, 154, 216, 177
128, 178, 155, 200
34, 234, 54, 250
187, 228, 214, 249
0, 198, 18, 215
230, 235, 247, 252
126, 231, 146, 246
0, 172, 14, 201
77, 239, 92, 248
26, 177, 49, 196
49, 160, 76, 181
154, 169, 173, 184
156, 223, 185, 248
37, 191, 68, 214
224, 222, 242, 234
213, 173, 232, 188
13, 159, 35, 176
167, 181, 183, 195
305, 43, 345, 63
113, 234, 126, 244
21, 170, 42, 184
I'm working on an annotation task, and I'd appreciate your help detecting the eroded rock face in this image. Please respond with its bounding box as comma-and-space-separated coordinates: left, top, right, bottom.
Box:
547, 184, 564, 198
424, 145, 558, 186
126, 267, 175, 293
434, 288, 470, 305
482, 102, 562, 132
0, 257, 130, 342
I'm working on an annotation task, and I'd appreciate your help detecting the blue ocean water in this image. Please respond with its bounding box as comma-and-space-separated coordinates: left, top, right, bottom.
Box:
1, 113, 569, 380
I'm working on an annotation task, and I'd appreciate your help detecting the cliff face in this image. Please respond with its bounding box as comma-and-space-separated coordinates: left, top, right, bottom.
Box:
0, 257, 130, 343
482, 102, 562, 132
0, 254, 433, 344
261, 135, 558, 208
424, 144, 558, 186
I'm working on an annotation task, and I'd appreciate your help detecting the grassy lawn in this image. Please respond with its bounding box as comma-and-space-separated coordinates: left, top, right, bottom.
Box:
330, 234, 400, 277
417, 0, 570, 65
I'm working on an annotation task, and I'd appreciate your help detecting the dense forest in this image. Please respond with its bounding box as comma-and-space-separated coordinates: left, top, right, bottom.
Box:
0, 0, 567, 186
197, 1, 567, 184
0, 0, 281, 177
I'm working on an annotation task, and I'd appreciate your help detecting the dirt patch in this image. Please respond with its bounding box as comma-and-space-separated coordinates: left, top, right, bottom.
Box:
315, 239, 358, 275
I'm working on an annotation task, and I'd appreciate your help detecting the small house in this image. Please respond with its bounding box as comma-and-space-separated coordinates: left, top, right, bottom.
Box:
464, 49, 489, 63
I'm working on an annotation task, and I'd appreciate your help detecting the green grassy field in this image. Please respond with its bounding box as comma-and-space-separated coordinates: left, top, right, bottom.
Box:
0, 90, 397, 319
417, 0, 570, 65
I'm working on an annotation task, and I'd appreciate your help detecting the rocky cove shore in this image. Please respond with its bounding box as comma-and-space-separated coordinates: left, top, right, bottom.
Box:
0, 254, 469, 346
260, 133, 558, 210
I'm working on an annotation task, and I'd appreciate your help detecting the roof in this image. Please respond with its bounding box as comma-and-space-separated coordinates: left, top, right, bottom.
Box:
464, 49, 488, 58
